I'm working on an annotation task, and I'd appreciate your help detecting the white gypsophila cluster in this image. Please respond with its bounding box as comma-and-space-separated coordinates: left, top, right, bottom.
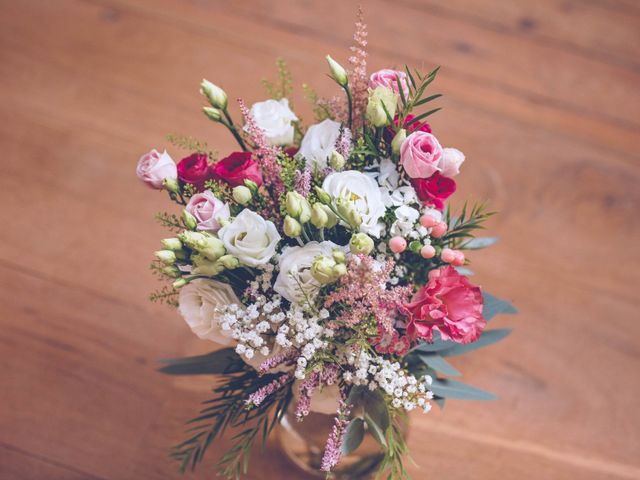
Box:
275, 306, 334, 379
343, 349, 434, 413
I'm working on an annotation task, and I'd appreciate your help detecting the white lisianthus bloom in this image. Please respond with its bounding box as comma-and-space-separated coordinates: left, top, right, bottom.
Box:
381, 186, 418, 208
218, 209, 281, 267
376, 157, 400, 190
177, 279, 238, 345
439, 147, 465, 177
298, 119, 342, 170
274, 241, 341, 305
322, 170, 386, 237
245, 99, 298, 146
390, 205, 420, 237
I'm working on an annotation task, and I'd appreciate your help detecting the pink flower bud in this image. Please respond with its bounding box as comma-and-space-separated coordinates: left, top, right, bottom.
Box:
389, 236, 407, 254
419, 214, 438, 228
452, 250, 465, 266
441, 248, 456, 263
430, 221, 448, 238
420, 245, 436, 259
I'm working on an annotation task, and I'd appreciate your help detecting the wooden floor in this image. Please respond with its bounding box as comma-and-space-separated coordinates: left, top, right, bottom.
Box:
1, 0, 639, 478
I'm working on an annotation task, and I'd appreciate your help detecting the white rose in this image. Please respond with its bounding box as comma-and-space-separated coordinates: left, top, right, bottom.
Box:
298, 119, 342, 170
177, 279, 238, 345
390, 205, 420, 237
439, 147, 465, 177
274, 241, 340, 305
322, 170, 386, 237
218, 209, 281, 267
246, 98, 298, 146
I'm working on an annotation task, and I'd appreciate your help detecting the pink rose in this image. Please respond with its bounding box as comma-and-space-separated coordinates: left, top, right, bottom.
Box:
404, 266, 485, 344
400, 131, 443, 179
136, 149, 177, 189
411, 172, 456, 210
185, 190, 230, 233
369, 69, 410, 98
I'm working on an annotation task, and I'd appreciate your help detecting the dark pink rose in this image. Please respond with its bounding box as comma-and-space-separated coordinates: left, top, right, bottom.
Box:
177, 153, 211, 190
404, 266, 485, 344
411, 172, 456, 210
369, 69, 410, 98
210, 151, 263, 187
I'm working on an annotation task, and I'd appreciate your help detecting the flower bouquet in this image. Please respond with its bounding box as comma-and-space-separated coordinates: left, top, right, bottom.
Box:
137, 10, 516, 479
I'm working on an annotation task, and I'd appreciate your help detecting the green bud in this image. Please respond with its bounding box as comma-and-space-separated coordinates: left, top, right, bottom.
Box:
347, 209, 362, 229
310, 203, 329, 229
314, 186, 332, 205
161, 238, 183, 251
366, 86, 398, 127
203, 106, 222, 122
322, 205, 339, 228
155, 250, 177, 265
200, 79, 228, 110
332, 249, 346, 264
193, 262, 225, 276
172, 278, 187, 289
311, 255, 338, 285
218, 254, 239, 269
349, 233, 374, 255
179, 230, 207, 249
283, 216, 302, 237
232, 185, 252, 205
244, 179, 258, 193
329, 150, 345, 171
409, 240, 422, 253
333, 263, 347, 277
163, 177, 179, 193
163, 265, 182, 278
199, 236, 226, 261
285, 191, 311, 222
326, 55, 348, 87
391, 128, 407, 155
182, 210, 198, 230
337, 198, 361, 229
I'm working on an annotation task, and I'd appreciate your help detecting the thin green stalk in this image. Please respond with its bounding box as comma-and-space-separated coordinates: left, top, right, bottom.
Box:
222, 108, 248, 151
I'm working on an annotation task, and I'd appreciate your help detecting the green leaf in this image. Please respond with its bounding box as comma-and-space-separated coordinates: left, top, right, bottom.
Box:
364, 413, 388, 448
483, 292, 518, 320
418, 354, 461, 376
412, 331, 454, 352
440, 329, 512, 357
434, 397, 446, 409
462, 237, 499, 249
341, 418, 365, 455
454, 266, 474, 276
429, 378, 496, 401
404, 108, 441, 127
363, 389, 390, 433
413, 93, 442, 106
158, 348, 244, 375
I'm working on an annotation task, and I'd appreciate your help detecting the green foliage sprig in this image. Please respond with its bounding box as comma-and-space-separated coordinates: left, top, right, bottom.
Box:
261, 57, 293, 103
166, 133, 216, 159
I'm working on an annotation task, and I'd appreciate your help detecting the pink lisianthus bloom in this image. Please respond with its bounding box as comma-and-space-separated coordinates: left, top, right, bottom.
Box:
400, 131, 443, 179
369, 69, 410, 98
136, 149, 177, 189
411, 172, 456, 210
185, 190, 230, 233
210, 151, 263, 187
404, 266, 485, 344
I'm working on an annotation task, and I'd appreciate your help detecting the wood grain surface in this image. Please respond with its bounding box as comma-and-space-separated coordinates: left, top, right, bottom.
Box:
0, 1, 638, 479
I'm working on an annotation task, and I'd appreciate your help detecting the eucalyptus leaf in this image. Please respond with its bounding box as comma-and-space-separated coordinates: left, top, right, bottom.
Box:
462, 237, 499, 249
454, 266, 474, 276
434, 397, 446, 409
429, 378, 496, 401
418, 354, 461, 376
483, 292, 518, 320
440, 329, 512, 357
364, 413, 388, 448
412, 331, 454, 352
158, 348, 244, 375
341, 418, 365, 455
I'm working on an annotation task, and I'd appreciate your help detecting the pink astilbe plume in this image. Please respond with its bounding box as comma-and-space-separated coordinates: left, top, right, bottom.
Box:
258, 349, 298, 374
336, 127, 353, 159
317, 95, 347, 123
294, 167, 312, 197
348, 5, 368, 129
295, 364, 339, 420
245, 372, 294, 407
237, 98, 285, 198
325, 255, 412, 334
320, 395, 351, 472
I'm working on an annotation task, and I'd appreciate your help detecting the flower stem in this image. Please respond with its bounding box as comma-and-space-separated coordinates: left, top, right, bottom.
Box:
344, 86, 353, 131
222, 108, 248, 151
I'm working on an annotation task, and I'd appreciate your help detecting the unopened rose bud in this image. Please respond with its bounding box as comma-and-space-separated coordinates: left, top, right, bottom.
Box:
329, 150, 345, 171
163, 177, 180, 193
172, 278, 187, 289
218, 254, 239, 269
182, 210, 198, 230
244, 179, 258, 193
232, 185, 252, 205
349, 233, 374, 255
314, 186, 332, 205
310, 203, 329, 228
161, 238, 183, 251
326, 55, 348, 87
155, 250, 177, 265
311, 255, 338, 284
202, 106, 222, 122
333, 263, 347, 277
283, 216, 302, 237
200, 79, 228, 110
366, 86, 398, 127
332, 249, 346, 264
163, 266, 181, 278
391, 129, 407, 155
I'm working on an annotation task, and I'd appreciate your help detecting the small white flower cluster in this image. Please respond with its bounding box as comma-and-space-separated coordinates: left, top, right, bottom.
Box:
343, 349, 433, 413
275, 306, 334, 379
